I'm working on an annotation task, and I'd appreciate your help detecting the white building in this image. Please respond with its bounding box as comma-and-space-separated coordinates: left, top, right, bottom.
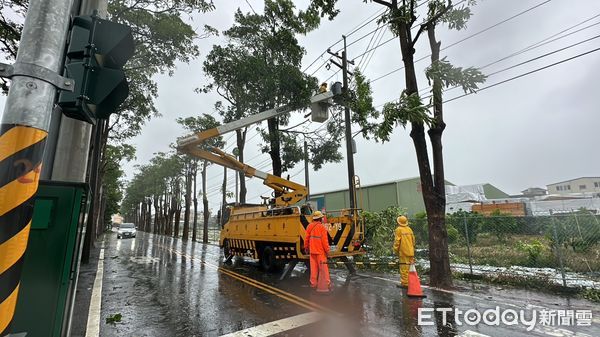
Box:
547, 177, 600, 196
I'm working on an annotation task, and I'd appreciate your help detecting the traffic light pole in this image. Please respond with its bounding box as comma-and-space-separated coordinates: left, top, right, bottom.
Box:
0, 0, 74, 334
51, 0, 107, 183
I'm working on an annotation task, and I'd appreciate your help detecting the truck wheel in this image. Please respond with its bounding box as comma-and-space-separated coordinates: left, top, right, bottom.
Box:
223, 239, 232, 259
260, 246, 276, 272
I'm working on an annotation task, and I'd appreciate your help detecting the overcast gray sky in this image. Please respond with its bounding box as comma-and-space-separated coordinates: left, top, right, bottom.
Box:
3, 0, 600, 212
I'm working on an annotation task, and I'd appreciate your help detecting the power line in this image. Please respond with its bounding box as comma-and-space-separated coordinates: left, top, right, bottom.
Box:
375, 45, 600, 109
362, 27, 388, 73
356, 25, 385, 71
303, 7, 386, 73
444, 46, 600, 103
415, 19, 600, 97
479, 18, 600, 71
367, 0, 553, 84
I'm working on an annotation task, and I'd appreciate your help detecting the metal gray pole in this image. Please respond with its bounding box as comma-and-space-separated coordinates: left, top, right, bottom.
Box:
550, 211, 567, 287
221, 166, 227, 227
304, 139, 310, 202
342, 35, 356, 211
0, 0, 74, 333
50, 0, 107, 182
76, 0, 109, 264
463, 213, 473, 275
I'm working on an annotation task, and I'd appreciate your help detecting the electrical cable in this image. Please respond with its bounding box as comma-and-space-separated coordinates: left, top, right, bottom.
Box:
416, 29, 600, 98
367, 0, 552, 84
443, 46, 600, 103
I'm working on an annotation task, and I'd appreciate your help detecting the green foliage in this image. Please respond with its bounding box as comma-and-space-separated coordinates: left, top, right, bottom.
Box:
446, 224, 459, 244
105, 313, 122, 325
545, 211, 600, 253
412, 211, 429, 243
377, 92, 432, 142
516, 239, 546, 266
446, 210, 482, 243
203, 1, 342, 175
121, 152, 184, 218
102, 144, 135, 225
350, 69, 380, 140
362, 206, 406, 257
425, 57, 487, 94
481, 209, 518, 241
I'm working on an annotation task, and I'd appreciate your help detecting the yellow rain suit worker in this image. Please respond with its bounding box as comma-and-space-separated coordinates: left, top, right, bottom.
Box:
304, 211, 330, 289
393, 215, 415, 287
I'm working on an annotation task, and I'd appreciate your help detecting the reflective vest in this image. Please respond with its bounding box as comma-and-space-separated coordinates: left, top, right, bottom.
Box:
305, 221, 330, 255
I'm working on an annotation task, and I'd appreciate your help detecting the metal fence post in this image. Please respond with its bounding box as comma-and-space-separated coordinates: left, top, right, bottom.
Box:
463, 213, 473, 275
550, 213, 567, 287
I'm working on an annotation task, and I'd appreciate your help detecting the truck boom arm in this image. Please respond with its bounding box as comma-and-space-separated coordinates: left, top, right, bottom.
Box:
177, 91, 334, 207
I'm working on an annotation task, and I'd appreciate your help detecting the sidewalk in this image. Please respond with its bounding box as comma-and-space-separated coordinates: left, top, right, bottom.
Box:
69, 238, 103, 337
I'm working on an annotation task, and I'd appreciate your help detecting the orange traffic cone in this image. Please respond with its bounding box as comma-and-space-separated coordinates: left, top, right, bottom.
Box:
407, 264, 426, 298
316, 261, 331, 294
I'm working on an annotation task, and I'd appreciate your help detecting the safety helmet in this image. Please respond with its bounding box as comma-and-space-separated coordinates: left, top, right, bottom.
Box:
397, 215, 408, 225
312, 210, 324, 219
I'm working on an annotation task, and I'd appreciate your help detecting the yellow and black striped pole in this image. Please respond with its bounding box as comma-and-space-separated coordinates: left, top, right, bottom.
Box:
0, 125, 46, 333
0, 0, 73, 334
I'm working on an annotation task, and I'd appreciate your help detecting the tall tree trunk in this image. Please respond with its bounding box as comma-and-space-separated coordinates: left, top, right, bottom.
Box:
387, 3, 452, 288
236, 128, 247, 203
202, 161, 209, 243
174, 206, 181, 238
153, 196, 159, 234
426, 22, 452, 288
267, 117, 282, 178
183, 163, 192, 240
192, 161, 198, 241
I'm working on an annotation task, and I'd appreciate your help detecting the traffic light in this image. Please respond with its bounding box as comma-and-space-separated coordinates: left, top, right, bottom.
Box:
58, 15, 134, 124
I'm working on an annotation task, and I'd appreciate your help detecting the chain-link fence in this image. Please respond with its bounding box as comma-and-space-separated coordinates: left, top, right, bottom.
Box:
362, 208, 600, 289
442, 211, 599, 288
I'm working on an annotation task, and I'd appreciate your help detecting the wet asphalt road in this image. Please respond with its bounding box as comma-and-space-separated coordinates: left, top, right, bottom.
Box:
98, 231, 599, 337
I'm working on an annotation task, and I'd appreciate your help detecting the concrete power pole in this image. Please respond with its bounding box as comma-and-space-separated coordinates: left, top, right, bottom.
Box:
327, 36, 356, 211
0, 0, 74, 334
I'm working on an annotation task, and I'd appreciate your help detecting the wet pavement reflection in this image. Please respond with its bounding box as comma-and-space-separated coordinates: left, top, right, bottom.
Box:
99, 231, 599, 337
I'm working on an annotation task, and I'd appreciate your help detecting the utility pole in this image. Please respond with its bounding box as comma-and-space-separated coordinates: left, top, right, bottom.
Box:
304, 139, 310, 202
327, 35, 356, 210
0, 0, 74, 334
221, 166, 227, 227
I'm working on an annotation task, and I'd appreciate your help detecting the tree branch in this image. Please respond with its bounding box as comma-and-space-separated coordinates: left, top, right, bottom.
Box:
411, 0, 453, 46
372, 0, 393, 8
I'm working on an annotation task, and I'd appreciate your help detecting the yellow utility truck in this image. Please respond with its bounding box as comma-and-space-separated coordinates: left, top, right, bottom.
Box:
177, 87, 364, 278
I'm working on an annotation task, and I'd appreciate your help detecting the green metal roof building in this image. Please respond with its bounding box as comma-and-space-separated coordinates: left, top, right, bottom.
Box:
308, 178, 509, 215
308, 177, 453, 216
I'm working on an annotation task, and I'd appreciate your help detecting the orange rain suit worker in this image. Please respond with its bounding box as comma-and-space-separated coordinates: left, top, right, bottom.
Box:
393, 215, 415, 287
304, 211, 330, 289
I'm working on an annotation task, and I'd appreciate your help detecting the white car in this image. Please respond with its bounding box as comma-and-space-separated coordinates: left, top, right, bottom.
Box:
117, 223, 136, 239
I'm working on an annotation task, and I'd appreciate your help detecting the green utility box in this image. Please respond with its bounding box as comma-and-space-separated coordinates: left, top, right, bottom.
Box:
10, 181, 87, 337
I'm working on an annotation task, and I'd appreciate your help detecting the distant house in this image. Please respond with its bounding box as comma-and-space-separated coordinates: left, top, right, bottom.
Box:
521, 187, 547, 198
547, 177, 600, 196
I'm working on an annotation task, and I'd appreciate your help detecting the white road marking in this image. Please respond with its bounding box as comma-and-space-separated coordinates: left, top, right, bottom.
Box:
458, 330, 492, 337
219, 312, 321, 337
85, 248, 105, 337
